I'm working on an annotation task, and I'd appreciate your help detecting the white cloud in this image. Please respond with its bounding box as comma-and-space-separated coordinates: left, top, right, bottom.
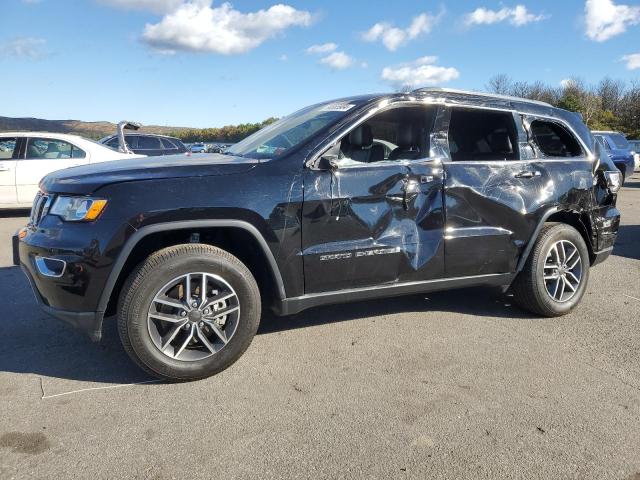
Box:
306, 42, 337, 54
98, 0, 184, 14
319, 51, 354, 70
585, 0, 640, 41
142, 1, 313, 55
464, 5, 547, 27
21, 0, 42, 4
559, 78, 575, 88
381, 56, 460, 89
622, 53, 640, 69
0, 37, 47, 59
362, 10, 443, 51
279, 54, 288, 61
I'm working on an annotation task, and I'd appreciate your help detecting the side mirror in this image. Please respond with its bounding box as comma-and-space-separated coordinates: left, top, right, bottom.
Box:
315, 142, 341, 170
317, 154, 339, 171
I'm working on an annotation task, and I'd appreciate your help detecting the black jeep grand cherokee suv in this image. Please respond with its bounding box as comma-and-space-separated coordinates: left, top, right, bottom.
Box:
14, 88, 622, 381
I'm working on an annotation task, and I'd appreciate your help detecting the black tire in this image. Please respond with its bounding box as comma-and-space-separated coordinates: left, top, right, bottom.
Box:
118, 244, 261, 382
511, 223, 590, 317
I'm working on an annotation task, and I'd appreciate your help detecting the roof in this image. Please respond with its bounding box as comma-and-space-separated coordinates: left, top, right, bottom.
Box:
412, 87, 553, 108
101, 132, 182, 140
0, 131, 85, 139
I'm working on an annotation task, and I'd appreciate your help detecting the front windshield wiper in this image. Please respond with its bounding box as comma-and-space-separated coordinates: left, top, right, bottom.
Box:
222, 151, 242, 157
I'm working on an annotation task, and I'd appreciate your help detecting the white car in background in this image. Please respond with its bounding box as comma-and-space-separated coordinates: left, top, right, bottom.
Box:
0, 132, 144, 209
629, 140, 640, 171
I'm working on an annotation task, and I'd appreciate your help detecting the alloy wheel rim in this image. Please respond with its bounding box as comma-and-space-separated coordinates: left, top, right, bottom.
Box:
147, 272, 240, 361
543, 240, 582, 303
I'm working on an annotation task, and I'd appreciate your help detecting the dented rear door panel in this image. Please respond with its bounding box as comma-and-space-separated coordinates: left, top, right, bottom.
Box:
443, 160, 593, 277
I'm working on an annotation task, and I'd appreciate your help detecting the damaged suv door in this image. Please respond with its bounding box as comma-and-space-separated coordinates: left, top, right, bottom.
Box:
302, 103, 445, 293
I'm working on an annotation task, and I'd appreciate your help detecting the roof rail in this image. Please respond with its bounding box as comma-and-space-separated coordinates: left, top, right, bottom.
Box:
410, 87, 553, 108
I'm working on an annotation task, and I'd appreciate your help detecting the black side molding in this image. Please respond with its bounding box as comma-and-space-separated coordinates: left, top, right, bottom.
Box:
276, 272, 514, 316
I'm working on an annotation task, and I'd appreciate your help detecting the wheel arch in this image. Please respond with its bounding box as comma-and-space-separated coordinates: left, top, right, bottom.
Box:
516, 207, 596, 274
99, 220, 286, 319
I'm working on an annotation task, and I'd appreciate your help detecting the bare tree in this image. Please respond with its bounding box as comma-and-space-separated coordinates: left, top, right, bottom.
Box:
597, 77, 625, 113
486, 74, 513, 95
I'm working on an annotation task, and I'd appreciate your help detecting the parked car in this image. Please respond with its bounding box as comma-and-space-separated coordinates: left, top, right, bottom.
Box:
190, 143, 206, 154
592, 131, 635, 182
0, 132, 143, 209
100, 133, 188, 157
14, 88, 622, 381
628, 140, 640, 171
206, 143, 224, 154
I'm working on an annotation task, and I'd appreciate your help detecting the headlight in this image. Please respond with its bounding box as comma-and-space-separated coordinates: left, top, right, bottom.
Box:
49, 196, 108, 221
604, 171, 622, 193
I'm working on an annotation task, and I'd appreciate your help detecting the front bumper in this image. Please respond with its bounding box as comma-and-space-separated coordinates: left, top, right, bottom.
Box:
13, 216, 135, 342
20, 263, 103, 341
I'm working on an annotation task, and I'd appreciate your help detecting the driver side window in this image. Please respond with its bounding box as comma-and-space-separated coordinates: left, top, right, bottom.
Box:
339, 105, 436, 163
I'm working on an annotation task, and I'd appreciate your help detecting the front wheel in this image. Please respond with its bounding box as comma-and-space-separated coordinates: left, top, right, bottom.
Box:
118, 244, 261, 381
511, 223, 590, 317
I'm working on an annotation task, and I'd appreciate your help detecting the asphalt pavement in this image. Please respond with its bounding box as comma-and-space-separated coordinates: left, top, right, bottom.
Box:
1, 175, 639, 479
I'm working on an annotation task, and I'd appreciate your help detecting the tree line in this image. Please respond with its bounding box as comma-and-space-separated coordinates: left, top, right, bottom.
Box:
170, 75, 639, 143
486, 74, 639, 139
170, 117, 278, 143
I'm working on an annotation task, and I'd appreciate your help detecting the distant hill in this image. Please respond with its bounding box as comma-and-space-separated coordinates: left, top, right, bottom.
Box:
0, 116, 189, 140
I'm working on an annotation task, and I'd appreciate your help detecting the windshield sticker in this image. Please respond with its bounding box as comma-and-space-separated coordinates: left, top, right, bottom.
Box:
320, 103, 356, 112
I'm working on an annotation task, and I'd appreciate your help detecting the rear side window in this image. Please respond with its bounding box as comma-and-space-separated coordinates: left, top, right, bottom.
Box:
448, 109, 518, 161
0, 137, 17, 159
26, 138, 73, 159
608, 133, 629, 149
161, 138, 177, 149
137, 136, 161, 149
530, 121, 582, 158
124, 135, 139, 149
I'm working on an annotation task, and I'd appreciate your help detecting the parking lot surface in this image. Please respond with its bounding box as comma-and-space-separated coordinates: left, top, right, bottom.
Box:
1, 175, 639, 480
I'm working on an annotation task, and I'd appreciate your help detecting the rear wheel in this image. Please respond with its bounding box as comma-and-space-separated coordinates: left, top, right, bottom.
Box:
511, 223, 589, 317
118, 244, 260, 381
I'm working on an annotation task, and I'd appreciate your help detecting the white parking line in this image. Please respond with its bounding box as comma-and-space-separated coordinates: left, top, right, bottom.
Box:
41, 379, 160, 399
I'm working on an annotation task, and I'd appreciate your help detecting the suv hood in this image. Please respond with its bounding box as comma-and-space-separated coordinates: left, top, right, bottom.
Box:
40, 153, 259, 195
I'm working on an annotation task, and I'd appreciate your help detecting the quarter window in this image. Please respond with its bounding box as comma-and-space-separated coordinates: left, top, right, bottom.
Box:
448, 109, 519, 161
106, 137, 119, 148
530, 120, 582, 158
0, 137, 17, 159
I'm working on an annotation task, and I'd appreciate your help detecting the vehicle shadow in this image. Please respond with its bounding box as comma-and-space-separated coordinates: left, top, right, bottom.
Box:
612, 224, 640, 261
0, 264, 534, 384
0, 266, 153, 385
0, 208, 30, 218
258, 286, 533, 335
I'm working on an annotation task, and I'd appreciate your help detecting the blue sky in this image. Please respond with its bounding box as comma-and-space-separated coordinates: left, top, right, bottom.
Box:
1, 0, 639, 127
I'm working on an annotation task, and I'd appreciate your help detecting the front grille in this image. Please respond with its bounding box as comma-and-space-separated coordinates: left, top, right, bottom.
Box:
29, 192, 52, 226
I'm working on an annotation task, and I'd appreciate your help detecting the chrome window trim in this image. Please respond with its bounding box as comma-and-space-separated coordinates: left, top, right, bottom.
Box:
306, 96, 595, 170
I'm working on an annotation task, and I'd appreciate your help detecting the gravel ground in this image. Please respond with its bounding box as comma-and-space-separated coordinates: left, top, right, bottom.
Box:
0, 174, 639, 480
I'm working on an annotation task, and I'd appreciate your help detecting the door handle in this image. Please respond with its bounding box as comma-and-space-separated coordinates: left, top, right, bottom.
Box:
0, 165, 11, 172
385, 193, 405, 203
514, 170, 541, 179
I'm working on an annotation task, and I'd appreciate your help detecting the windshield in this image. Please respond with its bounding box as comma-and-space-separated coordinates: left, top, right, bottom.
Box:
226, 101, 362, 159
